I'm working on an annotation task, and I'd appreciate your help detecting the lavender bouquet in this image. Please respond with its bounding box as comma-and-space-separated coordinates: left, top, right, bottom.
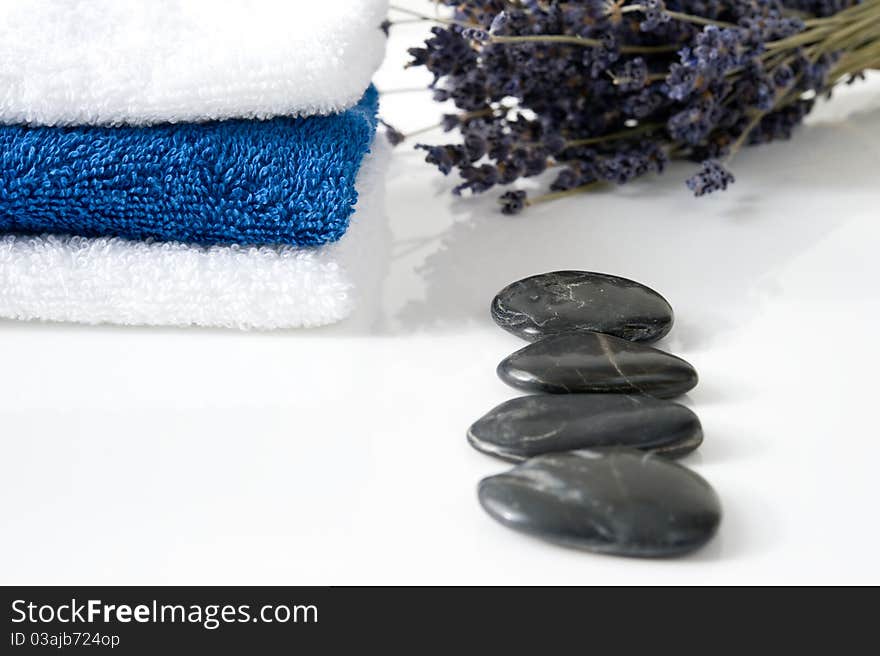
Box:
388, 1, 880, 213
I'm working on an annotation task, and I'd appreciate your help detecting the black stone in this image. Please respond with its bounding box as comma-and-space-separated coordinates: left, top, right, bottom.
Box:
478, 449, 721, 557
491, 271, 673, 343
497, 331, 698, 399
468, 395, 702, 462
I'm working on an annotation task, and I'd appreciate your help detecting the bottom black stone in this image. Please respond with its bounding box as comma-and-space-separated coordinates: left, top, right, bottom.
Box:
478, 449, 721, 557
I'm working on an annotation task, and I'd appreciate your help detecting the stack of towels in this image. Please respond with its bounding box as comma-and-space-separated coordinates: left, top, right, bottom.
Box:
0, 0, 390, 329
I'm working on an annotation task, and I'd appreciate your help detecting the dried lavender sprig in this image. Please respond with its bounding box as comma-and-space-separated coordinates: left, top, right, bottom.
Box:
619, 4, 738, 28
391, 4, 679, 53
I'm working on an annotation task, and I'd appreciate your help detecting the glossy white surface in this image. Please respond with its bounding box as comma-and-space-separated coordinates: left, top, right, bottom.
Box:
1, 4, 879, 584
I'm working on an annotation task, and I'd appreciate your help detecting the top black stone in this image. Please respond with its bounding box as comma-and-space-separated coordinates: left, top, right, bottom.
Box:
491, 271, 674, 343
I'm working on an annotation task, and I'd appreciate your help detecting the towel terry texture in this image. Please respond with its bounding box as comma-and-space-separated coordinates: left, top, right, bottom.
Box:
0, 87, 380, 247
0, 139, 390, 330
0, 0, 389, 126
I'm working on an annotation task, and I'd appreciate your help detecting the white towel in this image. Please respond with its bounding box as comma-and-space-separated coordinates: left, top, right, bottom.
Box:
0, 140, 390, 329
0, 0, 389, 126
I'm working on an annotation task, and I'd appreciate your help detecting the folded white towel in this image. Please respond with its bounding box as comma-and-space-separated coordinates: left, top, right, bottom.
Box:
0, 0, 389, 126
0, 140, 390, 329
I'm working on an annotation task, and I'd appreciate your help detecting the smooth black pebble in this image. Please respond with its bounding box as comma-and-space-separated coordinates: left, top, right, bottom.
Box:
491, 271, 673, 343
478, 448, 721, 557
468, 394, 702, 462
497, 331, 698, 399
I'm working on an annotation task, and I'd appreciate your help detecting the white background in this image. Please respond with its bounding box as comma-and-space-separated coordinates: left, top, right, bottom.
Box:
1, 1, 879, 585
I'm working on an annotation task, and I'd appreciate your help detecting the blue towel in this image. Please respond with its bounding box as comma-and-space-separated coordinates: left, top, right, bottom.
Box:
0, 87, 379, 247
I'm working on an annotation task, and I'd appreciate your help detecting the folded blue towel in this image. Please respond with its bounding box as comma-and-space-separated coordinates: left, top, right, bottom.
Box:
0, 87, 379, 247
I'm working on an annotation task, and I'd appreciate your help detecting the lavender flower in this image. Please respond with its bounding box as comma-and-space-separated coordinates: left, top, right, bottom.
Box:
686, 160, 736, 196
499, 190, 528, 215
